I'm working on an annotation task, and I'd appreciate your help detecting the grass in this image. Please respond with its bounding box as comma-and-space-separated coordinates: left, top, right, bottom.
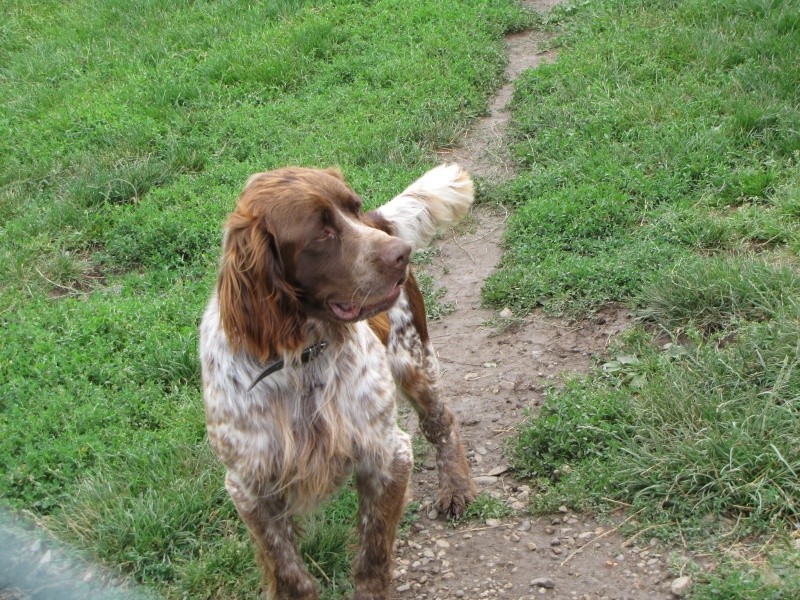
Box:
483, 0, 800, 315
0, 0, 530, 596
5, 0, 800, 596
503, 0, 800, 595
450, 494, 513, 526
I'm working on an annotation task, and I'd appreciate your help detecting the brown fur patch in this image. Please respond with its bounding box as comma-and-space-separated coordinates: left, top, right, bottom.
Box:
368, 313, 391, 346
403, 272, 429, 344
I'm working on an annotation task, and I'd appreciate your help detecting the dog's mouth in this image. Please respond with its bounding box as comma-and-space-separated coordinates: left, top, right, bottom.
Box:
329, 280, 404, 322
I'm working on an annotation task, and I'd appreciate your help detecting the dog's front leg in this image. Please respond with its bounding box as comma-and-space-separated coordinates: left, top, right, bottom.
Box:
353, 433, 413, 600
397, 357, 477, 518
225, 474, 318, 600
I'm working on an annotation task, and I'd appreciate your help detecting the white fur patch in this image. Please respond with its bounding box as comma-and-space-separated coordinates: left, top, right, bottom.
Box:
377, 163, 474, 251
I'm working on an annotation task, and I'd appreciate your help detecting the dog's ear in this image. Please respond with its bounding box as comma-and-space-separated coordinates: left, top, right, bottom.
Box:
322, 166, 345, 182
217, 210, 305, 361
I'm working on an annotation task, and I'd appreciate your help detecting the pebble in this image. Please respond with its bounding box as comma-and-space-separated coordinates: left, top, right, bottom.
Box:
671, 576, 692, 597
530, 577, 556, 589
427, 509, 439, 520
397, 583, 411, 592
485, 518, 502, 527
474, 476, 499, 486
518, 519, 532, 532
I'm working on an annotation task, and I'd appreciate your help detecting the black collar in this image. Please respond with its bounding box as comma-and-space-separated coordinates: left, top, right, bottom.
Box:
248, 341, 328, 391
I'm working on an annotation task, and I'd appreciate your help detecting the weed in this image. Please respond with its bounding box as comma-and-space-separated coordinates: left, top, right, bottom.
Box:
450, 494, 513, 526
415, 270, 456, 321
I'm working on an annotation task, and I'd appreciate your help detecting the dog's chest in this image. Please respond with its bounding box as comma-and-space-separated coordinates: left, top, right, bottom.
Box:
203, 320, 399, 491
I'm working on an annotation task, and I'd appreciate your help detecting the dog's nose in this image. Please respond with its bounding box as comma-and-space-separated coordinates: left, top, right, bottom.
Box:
380, 238, 412, 269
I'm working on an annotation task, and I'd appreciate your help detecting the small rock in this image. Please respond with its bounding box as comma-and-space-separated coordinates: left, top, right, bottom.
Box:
670, 576, 692, 597
474, 476, 498, 486
530, 577, 556, 589
500, 307, 514, 319
396, 583, 411, 592
427, 509, 439, 520
486, 465, 509, 477
485, 518, 502, 527
436, 539, 450, 549
518, 519, 532, 532
476, 446, 488, 455
558, 505, 568, 513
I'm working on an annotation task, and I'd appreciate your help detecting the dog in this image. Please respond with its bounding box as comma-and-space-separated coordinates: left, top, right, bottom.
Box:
199, 164, 477, 599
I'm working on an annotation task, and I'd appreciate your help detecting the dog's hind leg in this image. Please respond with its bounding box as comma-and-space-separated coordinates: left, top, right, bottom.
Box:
353, 432, 413, 600
225, 474, 319, 600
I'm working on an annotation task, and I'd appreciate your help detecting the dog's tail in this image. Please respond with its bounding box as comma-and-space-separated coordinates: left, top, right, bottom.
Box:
376, 164, 474, 251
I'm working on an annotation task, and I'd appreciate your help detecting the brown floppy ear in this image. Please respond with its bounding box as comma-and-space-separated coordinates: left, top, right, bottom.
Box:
217, 211, 305, 361
322, 166, 345, 182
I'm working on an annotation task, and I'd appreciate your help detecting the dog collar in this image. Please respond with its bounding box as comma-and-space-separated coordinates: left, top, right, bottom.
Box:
248, 341, 328, 391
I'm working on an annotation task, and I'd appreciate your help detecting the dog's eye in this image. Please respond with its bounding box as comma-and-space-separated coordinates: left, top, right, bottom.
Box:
318, 226, 336, 241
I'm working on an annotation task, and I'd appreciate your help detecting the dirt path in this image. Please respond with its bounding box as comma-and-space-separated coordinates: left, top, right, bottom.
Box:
393, 2, 676, 598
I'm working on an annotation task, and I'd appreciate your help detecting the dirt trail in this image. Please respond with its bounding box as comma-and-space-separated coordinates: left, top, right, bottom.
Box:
393, 2, 676, 598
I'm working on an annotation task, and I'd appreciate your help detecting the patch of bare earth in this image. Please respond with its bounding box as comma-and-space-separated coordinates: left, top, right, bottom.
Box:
393, 2, 677, 599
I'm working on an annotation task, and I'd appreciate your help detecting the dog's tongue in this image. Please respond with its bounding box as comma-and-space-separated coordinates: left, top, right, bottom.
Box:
331, 302, 360, 320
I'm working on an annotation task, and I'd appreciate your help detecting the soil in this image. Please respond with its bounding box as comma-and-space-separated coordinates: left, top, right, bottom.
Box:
393, 1, 680, 598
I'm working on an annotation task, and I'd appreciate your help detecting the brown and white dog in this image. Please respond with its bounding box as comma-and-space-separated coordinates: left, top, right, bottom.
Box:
199, 164, 477, 599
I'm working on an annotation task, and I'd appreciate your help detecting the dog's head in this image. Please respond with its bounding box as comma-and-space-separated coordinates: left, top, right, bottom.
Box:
217, 167, 411, 360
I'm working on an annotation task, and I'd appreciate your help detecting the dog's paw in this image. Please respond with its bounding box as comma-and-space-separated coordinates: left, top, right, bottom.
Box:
435, 476, 477, 518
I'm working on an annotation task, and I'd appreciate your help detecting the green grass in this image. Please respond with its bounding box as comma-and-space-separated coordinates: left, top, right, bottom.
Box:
6, 0, 800, 596
503, 1, 800, 594
450, 493, 513, 526
483, 0, 800, 315
0, 0, 530, 596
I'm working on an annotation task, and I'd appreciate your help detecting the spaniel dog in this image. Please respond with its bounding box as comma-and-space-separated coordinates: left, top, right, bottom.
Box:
199, 164, 477, 599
